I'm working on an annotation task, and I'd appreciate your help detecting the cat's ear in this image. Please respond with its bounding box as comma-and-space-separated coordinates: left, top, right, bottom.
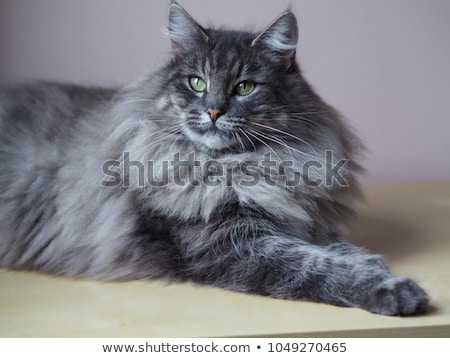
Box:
167, 1, 208, 54
252, 10, 298, 68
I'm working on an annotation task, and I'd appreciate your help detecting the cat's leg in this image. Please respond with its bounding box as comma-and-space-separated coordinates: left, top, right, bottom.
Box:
179, 225, 429, 316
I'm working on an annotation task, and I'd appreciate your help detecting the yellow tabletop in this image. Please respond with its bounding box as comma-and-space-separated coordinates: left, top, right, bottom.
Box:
1, 181, 449, 337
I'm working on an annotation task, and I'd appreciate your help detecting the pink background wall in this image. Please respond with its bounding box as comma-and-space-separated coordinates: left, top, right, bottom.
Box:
1, 0, 449, 183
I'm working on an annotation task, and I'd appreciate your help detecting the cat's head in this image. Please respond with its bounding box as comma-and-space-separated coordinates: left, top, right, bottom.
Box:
156, 2, 312, 154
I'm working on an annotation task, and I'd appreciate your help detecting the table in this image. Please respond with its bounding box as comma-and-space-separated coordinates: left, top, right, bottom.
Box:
1, 181, 449, 337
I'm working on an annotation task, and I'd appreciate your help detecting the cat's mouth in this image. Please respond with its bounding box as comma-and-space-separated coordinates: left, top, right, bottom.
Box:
193, 124, 224, 136
184, 125, 236, 151
184, 116, 242, 151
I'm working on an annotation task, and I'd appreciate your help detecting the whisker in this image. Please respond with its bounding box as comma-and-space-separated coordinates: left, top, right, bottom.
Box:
238, 128, 257, 152
131, 124, 184, 152
251, 110, 332, 127
252, 122, 315, 151
234, 131, 246, 153
289, 114, 318, 126
118, 98, 160, 107
147, 123, 184, 139
290, 110, 331, 116
246, 114, 315, 129
245, 129, 283, 162
169, 133, 184, 153
248, 128, 322, 163
148, 128, 183, 146
248, 128, 294, 158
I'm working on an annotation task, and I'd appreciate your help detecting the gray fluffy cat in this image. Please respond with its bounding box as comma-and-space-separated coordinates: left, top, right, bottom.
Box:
0, 2, 429, 315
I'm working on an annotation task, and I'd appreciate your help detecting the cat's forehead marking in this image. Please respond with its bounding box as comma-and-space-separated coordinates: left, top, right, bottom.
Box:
240, 63, 251, 79
204, 58, 211, 79
229, 60, 241, 79
206, 49, 243, 81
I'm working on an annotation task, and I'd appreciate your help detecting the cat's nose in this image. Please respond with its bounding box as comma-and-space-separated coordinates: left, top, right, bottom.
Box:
206, 109, 224, 123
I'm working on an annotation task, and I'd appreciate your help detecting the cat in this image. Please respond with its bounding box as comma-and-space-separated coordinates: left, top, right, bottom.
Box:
0, 1, 429, 316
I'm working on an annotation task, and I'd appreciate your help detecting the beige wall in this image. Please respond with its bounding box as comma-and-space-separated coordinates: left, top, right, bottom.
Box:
1, 0, 449, 183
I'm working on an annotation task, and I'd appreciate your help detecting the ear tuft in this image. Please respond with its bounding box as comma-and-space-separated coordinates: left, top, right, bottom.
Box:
252, 11, 299, 66
167, 2, 208, 53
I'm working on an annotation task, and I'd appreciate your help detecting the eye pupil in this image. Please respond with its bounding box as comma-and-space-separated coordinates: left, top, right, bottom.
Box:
189, 77, 207, 92
236, 81, 255, 96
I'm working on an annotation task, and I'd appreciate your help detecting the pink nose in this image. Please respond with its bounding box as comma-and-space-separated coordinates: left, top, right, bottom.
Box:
206, 109, 223, 122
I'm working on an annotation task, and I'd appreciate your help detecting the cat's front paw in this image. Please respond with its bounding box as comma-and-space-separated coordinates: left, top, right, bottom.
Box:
363, 276, 429, 316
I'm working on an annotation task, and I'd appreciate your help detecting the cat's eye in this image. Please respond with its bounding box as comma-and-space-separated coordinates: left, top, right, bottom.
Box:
235, 81, 256, 96
189, 77, 207, 92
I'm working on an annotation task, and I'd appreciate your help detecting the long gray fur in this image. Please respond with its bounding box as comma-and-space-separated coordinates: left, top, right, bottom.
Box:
0, 2, 428, 315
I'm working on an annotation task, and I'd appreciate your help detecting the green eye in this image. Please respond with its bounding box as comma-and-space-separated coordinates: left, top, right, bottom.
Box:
189, 77, 207, 92
235, 81, 256, 96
